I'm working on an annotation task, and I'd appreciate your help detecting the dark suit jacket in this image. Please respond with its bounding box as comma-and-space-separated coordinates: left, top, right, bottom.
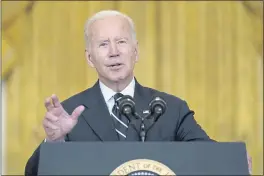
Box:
25, 79, 213, 175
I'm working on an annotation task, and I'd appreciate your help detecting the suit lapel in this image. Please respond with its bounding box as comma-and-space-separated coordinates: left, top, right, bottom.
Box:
81, 81, 119, 141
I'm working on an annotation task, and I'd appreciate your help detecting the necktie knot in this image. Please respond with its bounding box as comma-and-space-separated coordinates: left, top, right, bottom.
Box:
114, 93, 123, 102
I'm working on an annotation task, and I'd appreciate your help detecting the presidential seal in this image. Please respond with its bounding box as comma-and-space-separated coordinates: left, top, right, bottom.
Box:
110, 159, 176, 176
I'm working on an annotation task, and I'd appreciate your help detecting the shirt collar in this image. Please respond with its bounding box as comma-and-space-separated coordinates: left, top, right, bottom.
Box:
99, 77, 135, 103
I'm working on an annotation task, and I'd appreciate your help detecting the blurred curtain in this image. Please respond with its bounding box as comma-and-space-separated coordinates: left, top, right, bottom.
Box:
2, 1, 263, 174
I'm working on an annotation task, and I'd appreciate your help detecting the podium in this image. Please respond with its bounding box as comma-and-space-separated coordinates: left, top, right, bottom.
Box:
38, 142, 249, 175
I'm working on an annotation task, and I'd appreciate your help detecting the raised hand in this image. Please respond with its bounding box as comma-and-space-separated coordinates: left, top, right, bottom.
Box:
42, 94, 85, 142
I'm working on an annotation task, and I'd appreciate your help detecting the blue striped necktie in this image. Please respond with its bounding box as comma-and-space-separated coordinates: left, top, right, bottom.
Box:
111, 93, 129, 140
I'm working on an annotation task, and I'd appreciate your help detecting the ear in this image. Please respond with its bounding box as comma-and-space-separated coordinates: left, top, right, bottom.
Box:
85, 48, 95, 68
134, 41, 139, 62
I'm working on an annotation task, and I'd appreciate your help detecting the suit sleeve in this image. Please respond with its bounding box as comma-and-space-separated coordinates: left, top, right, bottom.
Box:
24, 142, 42, 176
24, 135, 69, 176
24, 102, 72, 175
175, 101, 215, 141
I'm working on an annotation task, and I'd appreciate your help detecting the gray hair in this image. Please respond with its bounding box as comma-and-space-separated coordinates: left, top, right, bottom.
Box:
84, 10, 136, 48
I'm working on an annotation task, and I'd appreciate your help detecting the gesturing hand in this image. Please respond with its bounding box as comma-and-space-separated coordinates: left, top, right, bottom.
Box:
42, 94, 85, 142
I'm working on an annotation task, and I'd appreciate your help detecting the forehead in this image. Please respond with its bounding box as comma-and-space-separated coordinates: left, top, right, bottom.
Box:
90, 16, 131, 40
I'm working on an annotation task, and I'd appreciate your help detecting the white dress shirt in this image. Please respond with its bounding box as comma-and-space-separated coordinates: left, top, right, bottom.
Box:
45, 78, 135, 142
99, 77, 135, 114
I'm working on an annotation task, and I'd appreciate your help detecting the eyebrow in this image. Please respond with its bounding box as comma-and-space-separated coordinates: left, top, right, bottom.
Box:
96, 39, 109, 44
116, 37, 128, 41
96, 37, 129, 44
97, 39, 109, 43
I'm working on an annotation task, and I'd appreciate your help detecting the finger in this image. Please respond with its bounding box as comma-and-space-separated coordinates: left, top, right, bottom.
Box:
71, 105, 85, 120
43, 119, 59, 130
44, 97, 53, 111
51, 94, 61, 108
247, 154, 252, 174
45, 112, 59, 122
45, 128, 55, 136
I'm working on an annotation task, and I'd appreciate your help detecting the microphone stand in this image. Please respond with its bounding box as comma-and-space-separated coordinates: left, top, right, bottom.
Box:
140, 116, 146, 142
140, 111, 163, 142
119, 103, 147, 142
134, 113, 148, 142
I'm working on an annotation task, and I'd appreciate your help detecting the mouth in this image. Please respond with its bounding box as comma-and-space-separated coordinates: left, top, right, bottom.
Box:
109, 63, 122, 67
107, 63, 124, 69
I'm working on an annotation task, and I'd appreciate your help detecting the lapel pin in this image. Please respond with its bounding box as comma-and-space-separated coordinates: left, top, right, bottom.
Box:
143, 110, 150, 114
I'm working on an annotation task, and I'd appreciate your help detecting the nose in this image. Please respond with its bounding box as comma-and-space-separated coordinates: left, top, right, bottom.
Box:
109, 42, 120, 58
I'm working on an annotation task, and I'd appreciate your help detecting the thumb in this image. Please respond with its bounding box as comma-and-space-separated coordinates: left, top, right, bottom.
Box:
71, 105, 85, 120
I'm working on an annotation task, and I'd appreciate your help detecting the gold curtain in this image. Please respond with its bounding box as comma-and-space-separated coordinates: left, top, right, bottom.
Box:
2, 1, 263, 174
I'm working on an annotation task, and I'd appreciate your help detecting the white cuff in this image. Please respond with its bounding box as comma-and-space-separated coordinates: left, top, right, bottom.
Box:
44, 138, 65, 142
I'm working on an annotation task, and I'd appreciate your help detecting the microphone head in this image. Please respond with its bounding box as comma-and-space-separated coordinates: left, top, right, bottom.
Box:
114, 93, 123, 102
116, 95, 136, 116
149, 96, 167, 116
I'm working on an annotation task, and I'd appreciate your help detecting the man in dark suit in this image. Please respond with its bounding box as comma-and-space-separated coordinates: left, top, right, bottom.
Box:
25, 10, 216, 175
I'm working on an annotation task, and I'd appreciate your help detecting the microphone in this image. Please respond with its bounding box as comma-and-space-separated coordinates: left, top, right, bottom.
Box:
116, 95, 136, 118
148, 96, 167, 122
116, 95, 145, 142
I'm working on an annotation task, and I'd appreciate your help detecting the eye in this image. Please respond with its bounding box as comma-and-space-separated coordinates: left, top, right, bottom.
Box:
118, 40, 127, 44
99, 42, 108, 47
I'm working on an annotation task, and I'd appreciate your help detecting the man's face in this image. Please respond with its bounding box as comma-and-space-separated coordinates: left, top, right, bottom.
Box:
85, 15, 138, 84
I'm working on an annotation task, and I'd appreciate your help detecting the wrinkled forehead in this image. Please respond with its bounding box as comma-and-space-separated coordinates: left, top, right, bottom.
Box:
89, 16, 132, 41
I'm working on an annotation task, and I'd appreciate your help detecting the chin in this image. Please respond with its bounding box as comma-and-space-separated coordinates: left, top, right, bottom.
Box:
111, 77, 126, 83
109, 74, 129, 83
